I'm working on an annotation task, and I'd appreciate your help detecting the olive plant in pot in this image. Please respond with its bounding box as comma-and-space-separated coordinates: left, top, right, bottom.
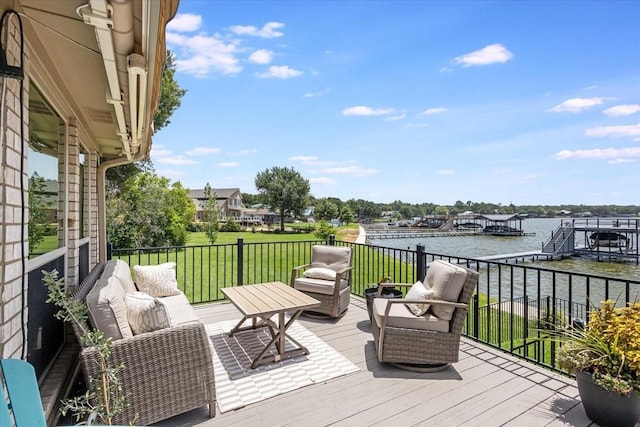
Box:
554, 300, 640, 427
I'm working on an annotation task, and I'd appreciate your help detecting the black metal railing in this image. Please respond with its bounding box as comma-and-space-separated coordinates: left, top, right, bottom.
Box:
113, 238, 640, 373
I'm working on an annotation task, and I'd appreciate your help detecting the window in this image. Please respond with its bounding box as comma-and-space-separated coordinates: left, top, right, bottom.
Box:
28, 84, 64, 258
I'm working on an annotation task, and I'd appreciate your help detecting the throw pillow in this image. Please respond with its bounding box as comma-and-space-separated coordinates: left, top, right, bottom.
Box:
303, 267, 337, 281
404, 280, 435, 316
133, 262, 180, 298
426, 260, 468, 320
125, 292, 174, 335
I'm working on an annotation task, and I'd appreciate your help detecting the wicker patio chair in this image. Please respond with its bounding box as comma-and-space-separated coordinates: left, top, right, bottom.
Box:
371, 260, 479, 372
290, 245, 353, 318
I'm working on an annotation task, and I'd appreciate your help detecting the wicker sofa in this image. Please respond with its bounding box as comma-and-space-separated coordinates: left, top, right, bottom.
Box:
72, 260, 216, 425
371, 260, 479, 372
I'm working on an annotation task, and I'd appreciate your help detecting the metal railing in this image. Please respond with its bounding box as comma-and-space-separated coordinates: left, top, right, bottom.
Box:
112, 238, 640, 372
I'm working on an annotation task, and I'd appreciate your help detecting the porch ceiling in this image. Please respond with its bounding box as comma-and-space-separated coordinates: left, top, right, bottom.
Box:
16, 0, 178, 160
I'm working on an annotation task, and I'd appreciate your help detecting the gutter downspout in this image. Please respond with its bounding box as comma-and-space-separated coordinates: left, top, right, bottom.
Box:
97, 152, 146, 261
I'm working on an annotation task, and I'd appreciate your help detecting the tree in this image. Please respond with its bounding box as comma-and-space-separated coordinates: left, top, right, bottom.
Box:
255, 166, 310, 232
106, 173, 195, 248
339, 206, 355, 224
28, 172, 49, 254
202, 183, 219, 244
314, 198, 339, 221
154, 50, 187, 132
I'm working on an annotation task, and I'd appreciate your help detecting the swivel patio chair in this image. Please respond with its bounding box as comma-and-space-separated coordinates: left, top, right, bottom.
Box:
371, 260, 479, 372
290, 245, 353, 318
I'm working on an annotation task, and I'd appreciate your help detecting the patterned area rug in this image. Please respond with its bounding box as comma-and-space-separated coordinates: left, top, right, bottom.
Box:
206, 319, 360, 413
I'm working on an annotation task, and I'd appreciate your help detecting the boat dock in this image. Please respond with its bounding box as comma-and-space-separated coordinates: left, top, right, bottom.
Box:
542, 218, 639, 264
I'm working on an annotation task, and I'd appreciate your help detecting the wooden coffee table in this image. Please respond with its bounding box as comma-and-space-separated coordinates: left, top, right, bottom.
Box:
221, 281, 320, 368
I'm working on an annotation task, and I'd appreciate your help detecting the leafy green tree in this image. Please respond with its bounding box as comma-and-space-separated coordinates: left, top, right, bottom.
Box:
220, 217, 242, 232
313, 220, 334, 240
154, 50, 187, 132
28, 172, 49, 253
106, 173, 194, 248
314, 198, 339, 221
339, 206, 355, 224
255, 166, 310, 232
202, 183, 219, 244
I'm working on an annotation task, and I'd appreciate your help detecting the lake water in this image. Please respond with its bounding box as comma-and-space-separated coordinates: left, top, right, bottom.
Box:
367, 217, 640, 282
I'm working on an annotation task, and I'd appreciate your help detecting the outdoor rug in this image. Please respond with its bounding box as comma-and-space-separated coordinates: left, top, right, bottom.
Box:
206, 319, 360, 413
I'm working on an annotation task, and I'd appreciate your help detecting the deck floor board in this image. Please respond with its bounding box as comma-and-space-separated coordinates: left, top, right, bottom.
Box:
155, 297, 588, 426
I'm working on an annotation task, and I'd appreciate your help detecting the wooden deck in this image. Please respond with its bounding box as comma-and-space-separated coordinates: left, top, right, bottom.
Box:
156, 297, 593, 426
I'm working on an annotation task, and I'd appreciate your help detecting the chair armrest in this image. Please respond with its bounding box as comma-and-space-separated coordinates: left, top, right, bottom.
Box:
382, 298, 468, 310
334, 265, 354, 276
290, 263, 311, 286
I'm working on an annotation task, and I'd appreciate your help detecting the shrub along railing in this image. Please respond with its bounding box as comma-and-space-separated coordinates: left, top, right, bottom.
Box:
112, 237, 640, 373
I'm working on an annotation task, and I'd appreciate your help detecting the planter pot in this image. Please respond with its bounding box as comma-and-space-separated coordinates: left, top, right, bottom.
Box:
364, 287, 403, 320
576, 371, 640, 427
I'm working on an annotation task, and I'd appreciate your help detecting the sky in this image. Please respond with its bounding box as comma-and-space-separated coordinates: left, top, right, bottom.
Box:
153, 0, 640, 206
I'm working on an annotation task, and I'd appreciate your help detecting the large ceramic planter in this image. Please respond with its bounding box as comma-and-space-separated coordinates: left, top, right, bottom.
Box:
576, 371, 640, 427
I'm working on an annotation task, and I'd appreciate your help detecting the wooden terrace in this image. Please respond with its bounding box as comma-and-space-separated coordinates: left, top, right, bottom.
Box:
156, 297, 592, 427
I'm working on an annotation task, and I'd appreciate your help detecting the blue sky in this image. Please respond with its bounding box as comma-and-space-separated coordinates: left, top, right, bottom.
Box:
153, 1, 640, 206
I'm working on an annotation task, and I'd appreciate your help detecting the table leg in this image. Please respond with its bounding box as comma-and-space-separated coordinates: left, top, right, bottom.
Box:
249, 310, 310, 369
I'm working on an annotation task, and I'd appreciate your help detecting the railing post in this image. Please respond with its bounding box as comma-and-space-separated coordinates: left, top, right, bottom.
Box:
473, 293, 479, 339
106, 242, 113, 260
329, 234, 336, 245
237, 238, 244, 286
416, 244, 426, 281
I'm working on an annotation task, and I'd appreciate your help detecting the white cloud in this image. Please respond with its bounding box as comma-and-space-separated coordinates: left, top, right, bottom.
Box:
608, 158, 637, 164
229, 22, 284, 38
553, 147, 640, 160
249, 49, 273, 64
585, 123, 640, 138
320, 166, 378, 176
256, 65, 303, 79
385, 113, 406, 121
167, 32, 242, 76
437, 169, 456, 175
421, 107, 448, 115
186, 147, 221, 156
150, 147, 172, 157
342, 106, 394, 116
603, 104, 640, 117
217, 162, 240, 167
166, 13, 202, 32
290, 155, 318, 163
310, 177, 336, 185
549, 97, 607, 113
304, 88, 330, 98
453, 44, 513, 67
156, 156, 198, 165
230, 149, 258, 155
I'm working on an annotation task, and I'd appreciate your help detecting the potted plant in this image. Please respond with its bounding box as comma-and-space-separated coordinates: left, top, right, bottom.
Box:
554, 300, 640, 427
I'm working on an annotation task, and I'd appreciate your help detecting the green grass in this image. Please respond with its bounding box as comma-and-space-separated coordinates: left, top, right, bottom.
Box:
30, 235, 58, 258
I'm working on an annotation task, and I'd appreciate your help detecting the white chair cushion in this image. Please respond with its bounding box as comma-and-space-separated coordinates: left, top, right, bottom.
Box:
404, 281, 435, 316
110, 259, 137, 294
125, 292, 175, 335
310, 245, 351, 271
425, 260, 468, 320
294, 277, 349, 296
303, 267, 337, 281
133, 262, 181, 298
87, 273, 134, 340
161, 293, 200, 325
372, 298, 449, 332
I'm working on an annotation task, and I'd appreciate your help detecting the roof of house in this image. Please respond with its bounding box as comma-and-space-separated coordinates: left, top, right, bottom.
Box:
190, 188, 241, 199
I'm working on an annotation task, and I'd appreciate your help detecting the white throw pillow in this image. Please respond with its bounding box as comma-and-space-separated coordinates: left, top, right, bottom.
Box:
404, 281, 435, 316
303, 267, 337, 281
426, 260, 468, 320
125, 292, 174, 335
133, 262, 180, 298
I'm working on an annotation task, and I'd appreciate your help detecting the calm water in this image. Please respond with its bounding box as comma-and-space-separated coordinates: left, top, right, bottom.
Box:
367, 217, 640, 282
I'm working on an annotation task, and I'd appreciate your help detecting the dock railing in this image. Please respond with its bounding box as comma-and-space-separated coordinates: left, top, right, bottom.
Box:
113, 237, 640, 373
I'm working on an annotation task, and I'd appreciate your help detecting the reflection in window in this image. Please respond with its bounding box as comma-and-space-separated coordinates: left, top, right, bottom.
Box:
28, 84, 63, 258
